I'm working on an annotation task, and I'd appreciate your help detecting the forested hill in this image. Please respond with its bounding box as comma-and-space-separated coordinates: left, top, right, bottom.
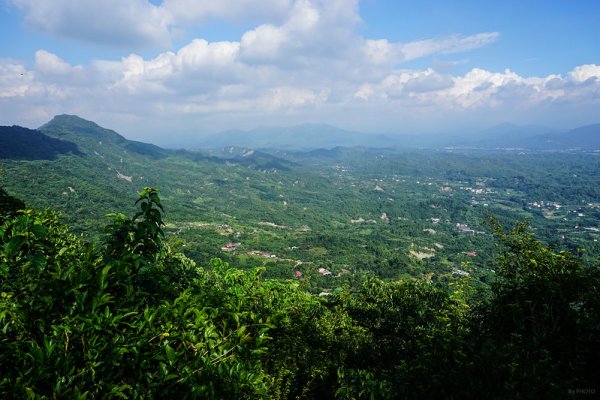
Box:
1, 115, 599, 283
528, 123, 600, 150
40, 114, 126, 141
40, 114, 169, 158
39, 114, 295, 168
0, 187, 25, 220
0, 114, 599, 397
0, 186, 598, 399
0, 125, 82, 160
0, 116, 304, 239
445, 122, 600, 150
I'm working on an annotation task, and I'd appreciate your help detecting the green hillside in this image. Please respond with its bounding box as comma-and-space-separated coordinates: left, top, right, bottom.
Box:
1, 116, 599, 291
0, 125, 82, 160
0, 186, 598, 398
0, 115, 598, 397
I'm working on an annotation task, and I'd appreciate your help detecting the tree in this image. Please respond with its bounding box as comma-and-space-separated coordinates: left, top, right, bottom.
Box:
0, 188, 273, 398
477, 218, 600, 398
0, 187, 25, 223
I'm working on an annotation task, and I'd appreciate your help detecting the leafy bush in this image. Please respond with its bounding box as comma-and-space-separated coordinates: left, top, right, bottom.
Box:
0, 189, 272, 399
0, 189, 597, 399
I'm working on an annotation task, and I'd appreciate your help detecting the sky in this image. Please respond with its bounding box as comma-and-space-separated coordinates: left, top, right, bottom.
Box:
1, 0, 599, 145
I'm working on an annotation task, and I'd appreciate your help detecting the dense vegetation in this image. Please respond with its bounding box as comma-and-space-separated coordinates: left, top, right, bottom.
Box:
1, 188, 598, 399
1, 116, 598, 397
0, 126, 82, 160
2, 116, 599, 296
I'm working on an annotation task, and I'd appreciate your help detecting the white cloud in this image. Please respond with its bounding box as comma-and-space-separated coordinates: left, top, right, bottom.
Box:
9, 0, 172, 49
3, 46, 598, 139
162, 0, 294, 24
1, 1, 598, 139
34, 50, 83, 76
354, 65, 600, 122
0, 62, 34, 98
363, 39, 397, 65
109, 39, 245, 96
7, 0, 497, 67
240, 24, 287, 62
356, 69, 456, 101
261, 85, 329, 111
569, 64, 600, 82
400, 32, 500, 61
6, 0, 351, 52
359, 32, 498, 72
402, 70, 454, 93
239, 0, 356, 66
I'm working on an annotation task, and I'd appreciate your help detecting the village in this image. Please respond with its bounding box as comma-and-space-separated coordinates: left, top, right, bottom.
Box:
156, 151, 599, 290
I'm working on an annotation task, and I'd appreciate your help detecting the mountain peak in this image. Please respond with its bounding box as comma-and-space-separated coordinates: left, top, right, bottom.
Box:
46, 114, 97, 125
41, 114, 104, 134
40, 114, 126, 143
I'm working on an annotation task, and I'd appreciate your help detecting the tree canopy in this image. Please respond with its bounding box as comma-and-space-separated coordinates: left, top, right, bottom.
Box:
0, 189, 598, 399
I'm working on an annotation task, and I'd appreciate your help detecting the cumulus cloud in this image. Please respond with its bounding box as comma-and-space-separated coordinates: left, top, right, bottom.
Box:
1, 0, 598, 139
108, 39, 246, 96
354, 65, 600, 119
362, 39, 403, 68
34, 50, 85, 77
7, 0, 357, 53
3, 44, 599, 138
239, 0, 360, 67
9, 0, 172, 49
402, 70, 455, 93
569, 64, 600, 82
7, 0, 496, 66
0, 62, 34, 98
162, 0, 294, 24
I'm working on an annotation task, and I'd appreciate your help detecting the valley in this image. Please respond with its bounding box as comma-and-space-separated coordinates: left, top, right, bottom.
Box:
2, 2, 599, 396
2, 115, 599, 292
1, 115, 599, 398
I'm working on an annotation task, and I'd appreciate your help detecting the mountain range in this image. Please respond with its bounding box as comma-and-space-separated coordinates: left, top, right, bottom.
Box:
1, 114, 598, 276
196, 121, 600, 151
198, 123, 397, 150
518, 123, 600, 150
449, 122, 600, 150
0, 115, 302, 235
0, 115, 598, 158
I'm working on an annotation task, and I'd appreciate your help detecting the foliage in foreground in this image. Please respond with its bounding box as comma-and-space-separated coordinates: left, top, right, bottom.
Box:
0, 189, 598, 399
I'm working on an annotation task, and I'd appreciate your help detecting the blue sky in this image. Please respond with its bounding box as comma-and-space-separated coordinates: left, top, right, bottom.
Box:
1, 0, 599, 144
361, 1, 600, 75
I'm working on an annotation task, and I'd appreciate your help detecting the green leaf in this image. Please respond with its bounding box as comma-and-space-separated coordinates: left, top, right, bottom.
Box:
4, 236, 25, 255
165, 344, 177, 362
31, 223, 48, 239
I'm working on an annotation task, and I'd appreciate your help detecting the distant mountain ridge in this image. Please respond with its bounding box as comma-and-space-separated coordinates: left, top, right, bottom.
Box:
1, 114, 597, 157
36, 114, 295, 170
197, 121, 600, 151
467, 123, 560, 147
449, 123, 600, 150
523, 123, 600, 150
200, 123, 398, 150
